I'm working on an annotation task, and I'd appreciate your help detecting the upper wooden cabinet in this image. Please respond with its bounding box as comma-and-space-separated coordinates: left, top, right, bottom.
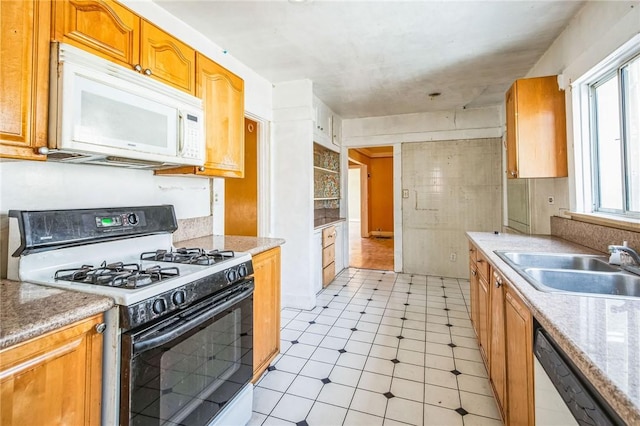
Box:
156, 53, 245, 178
52, 0, 195, 94
0, 313, 104, 426
0, 0, 51, 160
505, 75, 567, 179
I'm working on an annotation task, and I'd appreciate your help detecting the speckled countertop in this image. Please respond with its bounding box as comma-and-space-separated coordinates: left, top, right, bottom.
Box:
467, 232, 640, 424
0, 279, 114, 350
314, 217, 346, 229
174, 235, 285, 256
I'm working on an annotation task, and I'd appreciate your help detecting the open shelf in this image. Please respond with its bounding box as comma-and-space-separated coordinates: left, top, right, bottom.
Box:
314, 165, 339, 174
313, 197, 340, 201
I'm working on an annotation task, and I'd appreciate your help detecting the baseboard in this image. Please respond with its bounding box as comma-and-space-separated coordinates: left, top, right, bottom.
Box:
281, 292, 316, 310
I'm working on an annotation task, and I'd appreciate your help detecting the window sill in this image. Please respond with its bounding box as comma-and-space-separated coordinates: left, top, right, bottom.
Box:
564, 212, 640, 233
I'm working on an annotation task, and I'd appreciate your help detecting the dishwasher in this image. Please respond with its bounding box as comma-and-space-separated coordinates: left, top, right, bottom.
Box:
533, 321, 624, 425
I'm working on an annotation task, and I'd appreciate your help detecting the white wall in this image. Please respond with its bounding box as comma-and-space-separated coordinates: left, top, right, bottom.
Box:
523, 1, 640, 233
347, 168, 361, 222
271, 79, 316, 309
342, 105, 502, 146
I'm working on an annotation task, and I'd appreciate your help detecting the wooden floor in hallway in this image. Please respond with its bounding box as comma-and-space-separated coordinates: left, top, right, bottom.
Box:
349, 221, 394, 270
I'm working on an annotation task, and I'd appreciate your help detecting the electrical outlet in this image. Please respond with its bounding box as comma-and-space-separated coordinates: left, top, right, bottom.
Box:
449, 253, 457, 262
402, 189, 409, 198
548, 196, 555, 205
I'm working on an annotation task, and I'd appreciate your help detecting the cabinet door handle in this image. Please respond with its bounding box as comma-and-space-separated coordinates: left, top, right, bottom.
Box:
95, 323, 107, 334
509, 170, 517, 177
471, 269, 477, 276
144, 68, 153, 76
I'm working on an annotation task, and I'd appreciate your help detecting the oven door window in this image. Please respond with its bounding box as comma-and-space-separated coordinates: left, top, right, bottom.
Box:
126, 291, 253, 426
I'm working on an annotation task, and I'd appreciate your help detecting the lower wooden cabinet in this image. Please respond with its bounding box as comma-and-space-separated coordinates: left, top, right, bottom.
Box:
505, 286, 534, 426
0, 313, 104, 426
322, 226, 337, 287
252, 246, 282, 382
468, 241, 534, 425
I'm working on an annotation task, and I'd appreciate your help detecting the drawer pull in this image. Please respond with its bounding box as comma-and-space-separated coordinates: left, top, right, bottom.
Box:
95, 323, 106, 334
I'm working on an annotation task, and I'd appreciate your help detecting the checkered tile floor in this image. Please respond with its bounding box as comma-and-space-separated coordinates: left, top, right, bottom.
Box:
250, 268, 502, 426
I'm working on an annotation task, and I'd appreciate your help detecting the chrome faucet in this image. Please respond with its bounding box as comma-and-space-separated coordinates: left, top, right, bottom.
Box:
608, 244, 640, 266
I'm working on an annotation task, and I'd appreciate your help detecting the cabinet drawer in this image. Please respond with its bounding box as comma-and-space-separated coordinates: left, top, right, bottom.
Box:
322, 226, 336, 247
322, 245, 335, 267
322, 262, 335, 287
476, 250, 490, 281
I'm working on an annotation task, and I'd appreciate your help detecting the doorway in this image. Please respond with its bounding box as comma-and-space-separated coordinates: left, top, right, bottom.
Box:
347, 147, 394, 270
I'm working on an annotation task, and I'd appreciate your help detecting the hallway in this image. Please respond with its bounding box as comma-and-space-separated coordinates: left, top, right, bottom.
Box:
349, 222, 394, 271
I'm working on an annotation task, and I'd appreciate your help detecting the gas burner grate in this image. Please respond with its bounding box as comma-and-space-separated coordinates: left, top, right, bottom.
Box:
140, 248, 235, 265
54, 261, 180, 288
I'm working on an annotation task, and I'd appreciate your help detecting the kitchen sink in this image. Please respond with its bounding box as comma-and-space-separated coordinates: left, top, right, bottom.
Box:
495, 251, 640, 298
523, 268, 640, 297
497, 252, 618, 272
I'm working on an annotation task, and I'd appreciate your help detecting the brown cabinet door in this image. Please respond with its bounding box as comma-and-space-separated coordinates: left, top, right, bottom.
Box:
477, 274, 490, 365
505, 76, 567, 178
252, 247, 281, 382
53, 0, 140, 70
489, 272, 507, 419
505, 288, 534, 426
140, 20, 195, 94
0, 0, 50, 160
196, 53, 245, 177
0, 314, 104, 426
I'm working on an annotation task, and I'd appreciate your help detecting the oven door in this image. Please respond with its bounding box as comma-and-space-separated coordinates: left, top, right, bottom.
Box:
121, 280, 254, 426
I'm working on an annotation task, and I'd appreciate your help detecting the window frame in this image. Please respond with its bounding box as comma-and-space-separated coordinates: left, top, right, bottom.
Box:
574, 37, 640, 221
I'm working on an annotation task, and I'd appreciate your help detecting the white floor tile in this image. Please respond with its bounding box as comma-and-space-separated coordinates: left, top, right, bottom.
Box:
455, 359, 488, 378
459, 391, 502, 419
257, 370, 296, 393
386, 397, 424, 425
373, 334, 401, 348
398, 338, 425, 353
306, 401, 348, 426
344, 340, 373, 356
270, 394, 314, 423
286, 375, 323, 400
424, 353, 455, 372
337, 352, 368, 370
330, 365, 362, 387
320, 335, 348, 350
424, 383, 461, 410
316, 382, 356, 408
299, 360, 334, 379
357, 371, 392, 393
425, 367, 458, 390
296, 332, 324, 347
349, 388, 388, 417
457, 374, 493, 396
310, 346, 340, 364
285, 343, 317, 360
396, 348, 424, 366
423, 403, 464, 426
425, 342, 454, 357
393, 362, 424, 382
369, 344, 398, 360
364, 356, 395, 376
463, 414, 504, 425
247, 411, 267, 426
343, 409, 384, 426
262, 415, 296, 425
390, 377, 424, 402
253, 387, 283, 415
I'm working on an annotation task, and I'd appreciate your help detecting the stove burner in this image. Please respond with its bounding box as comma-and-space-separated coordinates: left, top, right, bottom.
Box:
54, 261, 180, 288
140, 248, 235, 265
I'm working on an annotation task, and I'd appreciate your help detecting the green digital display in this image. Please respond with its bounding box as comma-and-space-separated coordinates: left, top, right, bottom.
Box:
101, 218, 114, 225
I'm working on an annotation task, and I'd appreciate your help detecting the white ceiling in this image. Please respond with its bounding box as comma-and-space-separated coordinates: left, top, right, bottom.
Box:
154, 0, 584, 119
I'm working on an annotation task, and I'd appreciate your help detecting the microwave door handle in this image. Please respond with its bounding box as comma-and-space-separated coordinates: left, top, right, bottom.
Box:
132, 285, 254, 355
178, 112, 185, 155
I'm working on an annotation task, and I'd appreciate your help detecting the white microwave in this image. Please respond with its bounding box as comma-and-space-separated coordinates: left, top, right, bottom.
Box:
48, 43, 205, 169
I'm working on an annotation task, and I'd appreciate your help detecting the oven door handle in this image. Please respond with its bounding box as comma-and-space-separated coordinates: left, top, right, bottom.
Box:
132, 285, 254, 355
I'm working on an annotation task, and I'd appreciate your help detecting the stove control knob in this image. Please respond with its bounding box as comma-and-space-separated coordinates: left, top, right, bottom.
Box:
238, 265, 248, 278
152, 298, 167, 315
172, 290, 186, 306
127, 213, 139, 225
226, 269, 238, 283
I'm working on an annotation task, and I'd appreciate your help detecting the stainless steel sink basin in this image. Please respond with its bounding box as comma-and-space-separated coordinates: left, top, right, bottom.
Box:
522, 268, 640, 297
494, 251, 640, 298
498, 252, 618, 272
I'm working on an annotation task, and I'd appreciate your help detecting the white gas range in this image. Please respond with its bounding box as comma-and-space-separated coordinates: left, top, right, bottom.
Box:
7, 205, 255, 426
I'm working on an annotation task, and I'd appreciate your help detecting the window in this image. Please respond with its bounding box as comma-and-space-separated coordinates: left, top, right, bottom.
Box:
579, 45, 640, 219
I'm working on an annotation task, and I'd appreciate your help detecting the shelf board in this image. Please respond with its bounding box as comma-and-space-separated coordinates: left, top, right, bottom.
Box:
314, 197, 340, 201
313, 165, 339, 174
